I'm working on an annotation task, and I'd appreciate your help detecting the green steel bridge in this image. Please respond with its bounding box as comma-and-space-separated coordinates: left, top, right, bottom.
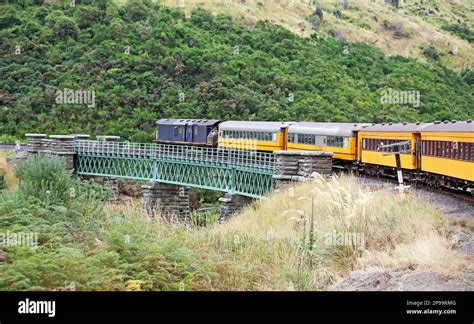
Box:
74, 141, 276, 198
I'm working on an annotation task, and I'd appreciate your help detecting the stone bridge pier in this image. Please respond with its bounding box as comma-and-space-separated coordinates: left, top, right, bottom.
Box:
142, 182, 191, 222
272, 150, 333, 191
26, 134, 76, 171
219, 193, 252, 221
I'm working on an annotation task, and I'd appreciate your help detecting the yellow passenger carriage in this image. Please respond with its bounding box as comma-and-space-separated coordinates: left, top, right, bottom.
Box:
218, 121, 293, 152
357, 123, 430, 176
419, 121, 473, 189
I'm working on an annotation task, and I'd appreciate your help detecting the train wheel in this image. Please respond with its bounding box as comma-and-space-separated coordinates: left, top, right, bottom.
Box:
427, 176, 441, 190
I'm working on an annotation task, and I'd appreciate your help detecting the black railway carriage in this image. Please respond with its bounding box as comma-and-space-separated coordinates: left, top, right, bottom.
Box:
156, 119, 221, 147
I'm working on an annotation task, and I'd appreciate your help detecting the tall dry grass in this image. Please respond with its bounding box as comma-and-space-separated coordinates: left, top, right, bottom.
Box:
0, 153, 18, 188
208, 174, 466, 288
103, 174, 467, 290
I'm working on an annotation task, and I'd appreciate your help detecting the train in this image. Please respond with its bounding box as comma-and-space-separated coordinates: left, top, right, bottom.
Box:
156, 118, 474, 192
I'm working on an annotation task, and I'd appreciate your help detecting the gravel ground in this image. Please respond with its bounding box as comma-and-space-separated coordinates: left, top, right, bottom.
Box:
329, 175, 473, 291
356, 176, 473, 223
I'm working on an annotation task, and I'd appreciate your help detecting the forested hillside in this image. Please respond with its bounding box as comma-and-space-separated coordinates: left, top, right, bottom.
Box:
0, 0, 473, 142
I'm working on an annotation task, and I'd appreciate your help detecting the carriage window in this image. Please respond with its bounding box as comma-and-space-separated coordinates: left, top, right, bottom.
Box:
193, 126, 199, 136
453, 142, 459, 159
327, 136, 334, 147
420, 140, 474, 161
343, 137, 349, 148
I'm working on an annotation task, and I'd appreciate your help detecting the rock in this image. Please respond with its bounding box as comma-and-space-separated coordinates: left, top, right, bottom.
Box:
328, 268, 474, 291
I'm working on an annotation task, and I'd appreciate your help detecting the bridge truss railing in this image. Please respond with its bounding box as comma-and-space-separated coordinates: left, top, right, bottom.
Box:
74, 140, 276, 172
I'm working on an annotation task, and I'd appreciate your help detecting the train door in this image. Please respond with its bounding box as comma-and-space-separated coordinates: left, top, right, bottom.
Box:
414, 133, 422, 171
185, 123, 193, 143
173, 125, 185, 142
155, 125, 160, 143
354, 131, 361, 161
280, 127, 288, 150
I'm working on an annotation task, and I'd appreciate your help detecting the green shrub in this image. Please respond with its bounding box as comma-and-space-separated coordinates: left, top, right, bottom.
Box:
15, 155, 71, 205
441, 23, 473, 43
422, 46, 440, 61
0, 135, 20, 145
191, 210, 220, 226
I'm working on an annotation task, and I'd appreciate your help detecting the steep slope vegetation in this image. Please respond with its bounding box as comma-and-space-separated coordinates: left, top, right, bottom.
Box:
0, 1, 472, 141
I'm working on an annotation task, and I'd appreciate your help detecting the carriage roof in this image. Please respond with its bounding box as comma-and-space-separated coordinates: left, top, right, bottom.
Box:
289, 122, 372, 137
420, 121, 474, 132
361, 122, 432, 132
219, 121, 294, 132
156, 119, 221, 126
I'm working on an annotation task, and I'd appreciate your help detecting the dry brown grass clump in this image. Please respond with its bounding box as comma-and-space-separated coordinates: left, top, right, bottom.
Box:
0, 153, 18, 188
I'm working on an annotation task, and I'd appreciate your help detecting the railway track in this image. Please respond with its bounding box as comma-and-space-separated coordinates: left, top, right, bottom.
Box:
421, 185, 474, 205
355, 173, 474, 205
